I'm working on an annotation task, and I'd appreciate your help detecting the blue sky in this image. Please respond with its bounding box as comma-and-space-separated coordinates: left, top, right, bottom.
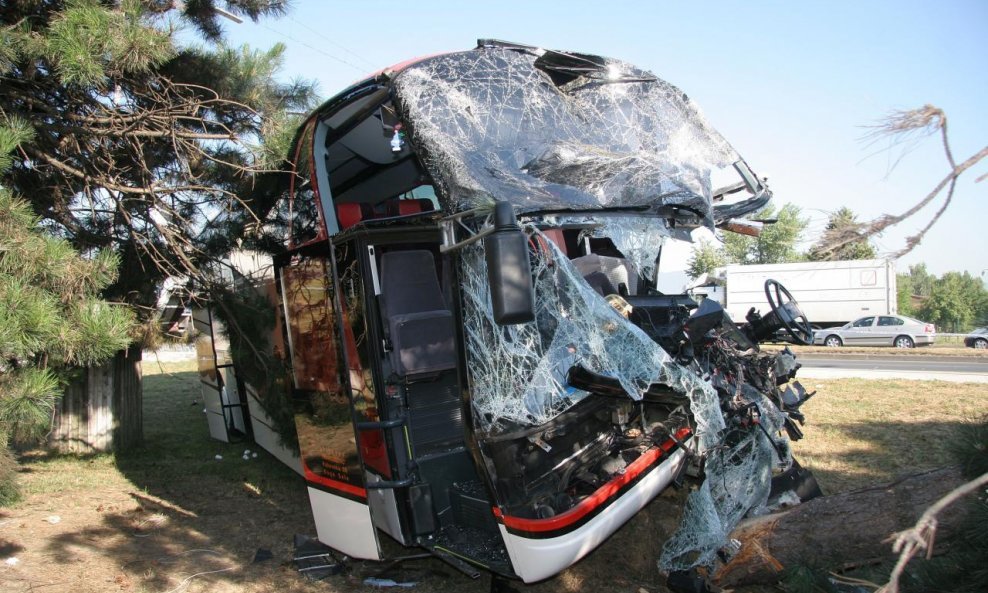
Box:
221, 0, 987, 278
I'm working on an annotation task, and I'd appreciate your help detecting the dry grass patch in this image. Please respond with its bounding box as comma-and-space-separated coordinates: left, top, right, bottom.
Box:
4, 360, 985, 593
791, 378, 988, 493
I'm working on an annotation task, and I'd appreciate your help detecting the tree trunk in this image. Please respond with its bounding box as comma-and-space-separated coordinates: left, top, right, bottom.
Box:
50, 347, 143, 453
714, 467, 967, 587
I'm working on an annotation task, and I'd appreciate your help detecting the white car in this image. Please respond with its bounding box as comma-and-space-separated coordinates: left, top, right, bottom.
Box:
813, 314, 936, 348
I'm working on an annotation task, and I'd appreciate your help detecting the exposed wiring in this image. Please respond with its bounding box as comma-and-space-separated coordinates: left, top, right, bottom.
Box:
154, 550, 237, 593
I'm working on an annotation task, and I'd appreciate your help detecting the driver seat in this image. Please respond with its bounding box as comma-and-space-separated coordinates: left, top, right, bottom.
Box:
571, 254, 639, 296
379, 250, 457, 377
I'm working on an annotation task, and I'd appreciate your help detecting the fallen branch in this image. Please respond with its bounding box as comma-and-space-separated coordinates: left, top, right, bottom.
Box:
811, 105, 987, 260
713, 467, 968, 587
876, 471, 988, 593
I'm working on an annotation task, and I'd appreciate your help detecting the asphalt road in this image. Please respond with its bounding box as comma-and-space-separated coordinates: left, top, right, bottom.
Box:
797, 354, 988, 383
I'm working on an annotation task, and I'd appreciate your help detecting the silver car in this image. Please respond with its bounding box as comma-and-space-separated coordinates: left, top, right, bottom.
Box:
814, 314, 936, 348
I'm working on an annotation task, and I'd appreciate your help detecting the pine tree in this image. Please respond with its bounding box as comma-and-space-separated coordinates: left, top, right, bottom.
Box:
0, 1, 317, 500
0, 121, 133, 504
807, 207, 877, 261
0, 0, 317, 327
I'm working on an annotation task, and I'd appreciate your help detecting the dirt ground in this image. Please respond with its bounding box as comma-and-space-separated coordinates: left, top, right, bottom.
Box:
1, 364, 702, 593
2, 365, 985, 593
0, 459, 693, 593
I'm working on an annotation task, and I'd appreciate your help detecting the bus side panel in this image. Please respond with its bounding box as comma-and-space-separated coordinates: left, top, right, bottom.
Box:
307, 486, 381, 559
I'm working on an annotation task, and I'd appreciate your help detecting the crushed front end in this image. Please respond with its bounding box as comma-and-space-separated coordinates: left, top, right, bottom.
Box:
388, 41, 817, 582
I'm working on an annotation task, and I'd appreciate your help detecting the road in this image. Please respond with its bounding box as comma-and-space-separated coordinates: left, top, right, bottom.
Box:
797, 354, 988, 383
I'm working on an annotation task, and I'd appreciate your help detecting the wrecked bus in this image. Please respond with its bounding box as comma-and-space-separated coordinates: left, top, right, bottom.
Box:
195, 40, 818, 584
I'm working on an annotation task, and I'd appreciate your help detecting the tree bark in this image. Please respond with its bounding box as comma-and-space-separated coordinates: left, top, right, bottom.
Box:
50, 347, 143, 453
713, 467, 968, 587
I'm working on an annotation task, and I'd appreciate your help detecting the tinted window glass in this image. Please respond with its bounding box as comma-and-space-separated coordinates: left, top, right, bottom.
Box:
336, 242, 391, 478
853, 317, 875, 327
290, 123, 326, 247
281, 255, 366, 490
878, 316, 903, 326
282, 257, 341, 392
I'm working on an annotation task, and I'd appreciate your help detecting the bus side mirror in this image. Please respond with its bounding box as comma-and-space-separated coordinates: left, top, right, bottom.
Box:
484, 201, 535, 325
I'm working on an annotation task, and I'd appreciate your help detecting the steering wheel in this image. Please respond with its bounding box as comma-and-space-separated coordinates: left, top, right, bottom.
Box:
764, 279, 813, 345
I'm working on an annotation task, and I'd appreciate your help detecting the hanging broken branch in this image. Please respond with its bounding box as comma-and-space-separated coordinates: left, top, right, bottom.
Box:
809, 105, 986, 260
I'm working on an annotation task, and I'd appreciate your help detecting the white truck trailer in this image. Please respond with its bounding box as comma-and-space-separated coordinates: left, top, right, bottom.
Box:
719, 259, 897, 328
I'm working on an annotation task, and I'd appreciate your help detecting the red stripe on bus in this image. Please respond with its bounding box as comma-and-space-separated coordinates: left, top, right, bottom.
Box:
303, 466, 367, 500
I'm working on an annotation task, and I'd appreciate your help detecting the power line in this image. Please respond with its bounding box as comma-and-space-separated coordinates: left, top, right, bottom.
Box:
287, 16, 379, 69
257, 22, 367, 75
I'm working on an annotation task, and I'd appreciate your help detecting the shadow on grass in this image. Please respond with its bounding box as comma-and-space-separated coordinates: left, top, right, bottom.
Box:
30, 369, 981, 592
37, 370, 328, 592
796, 419, 975, 494
30, 369, 660, 592
1, 538, 24, 557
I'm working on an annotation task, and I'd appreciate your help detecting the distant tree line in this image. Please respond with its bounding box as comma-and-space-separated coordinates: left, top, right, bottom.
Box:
898, 264, 988, 333
686, 204, 876, 279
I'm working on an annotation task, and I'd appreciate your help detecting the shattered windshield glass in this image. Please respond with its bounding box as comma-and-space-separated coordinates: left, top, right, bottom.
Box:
394, 47, 742, 225
554, 214, 682, 283
460, 221, 724, 447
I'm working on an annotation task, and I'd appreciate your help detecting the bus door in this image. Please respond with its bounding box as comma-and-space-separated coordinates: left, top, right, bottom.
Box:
278, 247, 383, 560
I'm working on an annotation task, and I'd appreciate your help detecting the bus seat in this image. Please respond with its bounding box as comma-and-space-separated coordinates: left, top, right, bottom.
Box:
379, 250, 456, 377
572, 254, 639, 296
336, 203, 364, 229
541, 229, 567, 256
397, 200, 423, 216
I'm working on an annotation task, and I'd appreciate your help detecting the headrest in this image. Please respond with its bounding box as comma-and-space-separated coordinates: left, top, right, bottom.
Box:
336, 203, 363, 229
396, 200, 423, 216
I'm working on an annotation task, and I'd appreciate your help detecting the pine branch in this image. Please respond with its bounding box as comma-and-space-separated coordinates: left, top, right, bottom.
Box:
815, 106, 986, 260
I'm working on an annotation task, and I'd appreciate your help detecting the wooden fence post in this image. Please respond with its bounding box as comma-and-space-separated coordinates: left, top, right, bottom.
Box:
50, 347, 143, 453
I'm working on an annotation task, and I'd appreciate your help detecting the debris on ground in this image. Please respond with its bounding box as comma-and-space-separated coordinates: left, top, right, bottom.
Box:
364, 577, 418, 588
293, 534, 345, 580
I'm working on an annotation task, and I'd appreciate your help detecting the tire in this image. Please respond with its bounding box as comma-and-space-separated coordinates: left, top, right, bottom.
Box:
974, 338, 988, 350
824, 335, 843, 348
894, 335, 915, 349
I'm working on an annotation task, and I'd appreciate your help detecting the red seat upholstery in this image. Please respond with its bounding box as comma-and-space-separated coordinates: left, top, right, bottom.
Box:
397, 200, 423, 216
336, 203, 363, 229
542, 229, 567, 256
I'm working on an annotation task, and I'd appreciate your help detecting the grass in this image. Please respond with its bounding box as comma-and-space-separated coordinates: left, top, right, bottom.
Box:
790, 378, 988, 493
16, 362, 987, 502
9, 360, 316, 593
119, 360, 301, 498
6, 361, 987, 593
17, 359, 301, 502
